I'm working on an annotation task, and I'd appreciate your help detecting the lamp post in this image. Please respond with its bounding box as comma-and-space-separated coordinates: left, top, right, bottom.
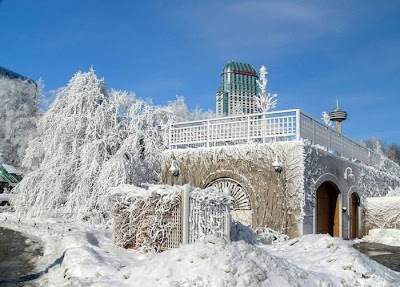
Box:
169, 160, 179, 177
272, 155, 283, 178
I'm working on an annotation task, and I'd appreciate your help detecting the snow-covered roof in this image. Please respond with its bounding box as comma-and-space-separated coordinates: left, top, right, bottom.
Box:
0, 194, 10, 202
2, 164, 21, 175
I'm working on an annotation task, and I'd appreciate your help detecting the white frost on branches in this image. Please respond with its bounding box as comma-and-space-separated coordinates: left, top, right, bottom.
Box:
12, 68, 210, 224
111, 184, 182, 253
321, 111, 332, 127
111, 184, 232, 252
0, 76, 41, 166
255, 66, 277, 113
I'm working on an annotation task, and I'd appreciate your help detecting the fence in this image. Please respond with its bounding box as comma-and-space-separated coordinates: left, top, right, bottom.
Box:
113, 185, 231, 252
169, 109, 387, 168
184, 186, 231, 244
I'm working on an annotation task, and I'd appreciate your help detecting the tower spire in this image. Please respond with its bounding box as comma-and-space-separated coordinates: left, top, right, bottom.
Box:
329, 101, 347, 134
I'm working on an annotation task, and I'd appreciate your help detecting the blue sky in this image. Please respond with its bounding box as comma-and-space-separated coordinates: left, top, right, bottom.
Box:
1, 1, 399, 143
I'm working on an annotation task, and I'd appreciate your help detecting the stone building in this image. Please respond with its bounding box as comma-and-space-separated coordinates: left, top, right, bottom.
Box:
162, 109, 400, 239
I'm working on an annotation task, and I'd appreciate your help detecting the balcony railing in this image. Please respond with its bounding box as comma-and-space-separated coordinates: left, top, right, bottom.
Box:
168, 109, 384, 167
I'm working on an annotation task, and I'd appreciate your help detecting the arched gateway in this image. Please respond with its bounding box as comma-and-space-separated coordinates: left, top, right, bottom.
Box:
316, 181, 341, 237
207, 178, 252, 226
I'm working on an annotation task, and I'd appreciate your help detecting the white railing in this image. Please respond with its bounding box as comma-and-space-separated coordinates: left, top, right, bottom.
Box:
169, 109, 299, 149
169, 109, 387, 167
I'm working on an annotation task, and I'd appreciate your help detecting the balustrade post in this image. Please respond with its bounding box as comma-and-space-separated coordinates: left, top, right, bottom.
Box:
296, 109, 301, 141
341, 134, 343, 155
206, 120, 210, 147
182, 185, 190, 244
223, 187, 231, 242
247, 115, 250, 143
169, 124, 172, 150
328, 129, 331, 152
312, 119, 316, 144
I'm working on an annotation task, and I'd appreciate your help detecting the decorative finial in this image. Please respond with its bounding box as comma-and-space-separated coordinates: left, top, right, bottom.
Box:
335, 99, 341, 111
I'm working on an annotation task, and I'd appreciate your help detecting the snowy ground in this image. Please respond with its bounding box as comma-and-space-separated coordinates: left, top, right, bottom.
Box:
1, 213, 399, 287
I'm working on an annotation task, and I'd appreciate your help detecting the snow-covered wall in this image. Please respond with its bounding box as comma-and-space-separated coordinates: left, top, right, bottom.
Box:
162, 142, 305, 238
303, 145, 400, 238
162, 141, 400, 239
365, 195, 400, 232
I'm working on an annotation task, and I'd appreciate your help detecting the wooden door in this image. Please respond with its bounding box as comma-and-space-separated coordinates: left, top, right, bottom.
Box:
317, 185, 331, 235
317, 182, 340, 237
333, 193, 341, 237
350, 193, 358, 239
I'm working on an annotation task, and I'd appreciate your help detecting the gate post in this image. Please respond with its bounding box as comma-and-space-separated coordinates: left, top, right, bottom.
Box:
182, 184, 190, 244
223, 187, 231, 241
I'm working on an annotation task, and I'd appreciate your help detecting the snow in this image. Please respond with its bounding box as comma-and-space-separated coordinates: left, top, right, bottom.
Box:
0, 193, 10, 203
365, 196, 400, 230
2, 66, 399, 286
263, 235, 400, 286
387, 186, 400, 197
360, 229, 400, 247
112, 184, 182, 252
190, 187, 233, 205
1, 213, 399, 286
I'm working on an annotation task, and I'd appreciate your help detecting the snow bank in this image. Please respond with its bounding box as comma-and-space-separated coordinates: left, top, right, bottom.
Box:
1, 214, 399, 287
361, 229, 400, 247
0, 193, 10, 203
264, 234, 400, 286
230, 222, 288, 245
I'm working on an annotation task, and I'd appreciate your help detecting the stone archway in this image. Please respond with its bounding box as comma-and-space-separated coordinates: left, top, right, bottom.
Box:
207, 178, 252, 226
350, 192, 361, 239
316, 181, 341, 237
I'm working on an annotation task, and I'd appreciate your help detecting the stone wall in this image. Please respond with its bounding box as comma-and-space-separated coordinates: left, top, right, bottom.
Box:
162, 142, 305, 238
161, 142, 400, 239
303, 145, 400, 238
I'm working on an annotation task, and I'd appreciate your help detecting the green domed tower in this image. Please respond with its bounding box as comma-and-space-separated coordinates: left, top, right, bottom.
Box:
216, 61, 258, 117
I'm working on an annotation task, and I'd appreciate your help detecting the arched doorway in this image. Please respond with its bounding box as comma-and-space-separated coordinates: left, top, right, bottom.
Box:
207, 178, 252, 226
316, 181, 341, 237
350, 192, 360, 239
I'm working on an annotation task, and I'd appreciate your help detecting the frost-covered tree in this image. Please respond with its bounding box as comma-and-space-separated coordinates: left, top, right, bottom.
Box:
13, 69, 128, 222
321, 111, 333, 127
255, 66, 277, 113
364, 138, 400, 165
0, 76, 40, 166
387, 144, 400, 165
364, 138, 385, 155
12, 69, 208, 223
